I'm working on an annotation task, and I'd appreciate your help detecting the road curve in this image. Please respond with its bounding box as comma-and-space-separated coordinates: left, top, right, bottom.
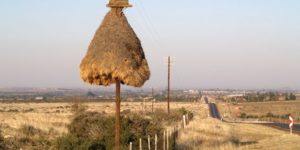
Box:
207, 102, 300, 134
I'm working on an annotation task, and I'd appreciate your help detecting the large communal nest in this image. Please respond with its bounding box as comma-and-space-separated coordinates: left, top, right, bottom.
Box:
80, 9, 150, 87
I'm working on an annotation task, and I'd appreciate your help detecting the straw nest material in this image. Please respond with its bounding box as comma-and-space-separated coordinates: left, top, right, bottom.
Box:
80, 9, 150, 87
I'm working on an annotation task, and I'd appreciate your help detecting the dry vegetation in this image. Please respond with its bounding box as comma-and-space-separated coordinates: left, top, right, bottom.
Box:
1, 101, 300, 149
218, 100, 300, 123
0, 101, 199, 142
177, 103, 300, 150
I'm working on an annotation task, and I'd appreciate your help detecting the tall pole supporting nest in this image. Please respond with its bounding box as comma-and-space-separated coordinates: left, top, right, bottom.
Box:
80, 0, 150, 149
107, 2, 131, 149
115, 79, 121, 149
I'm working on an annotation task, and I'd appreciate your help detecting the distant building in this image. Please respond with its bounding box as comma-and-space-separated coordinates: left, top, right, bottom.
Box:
35, 97, 44, 100
226, 94, 244, 98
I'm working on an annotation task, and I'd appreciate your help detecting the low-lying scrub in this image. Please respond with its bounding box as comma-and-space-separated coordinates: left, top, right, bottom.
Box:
0, 103, 193, 150
0, 130, 6, 150
55, 111, 164, 150
2, 125, 54, 150
238, 112, 298, 123
55, 108, 193, 150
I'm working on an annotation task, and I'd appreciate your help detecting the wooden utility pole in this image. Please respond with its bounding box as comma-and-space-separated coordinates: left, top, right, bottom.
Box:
167, 56, 171, 114
152, 87, 154, 113
107, 1, 132, 149
115, 79, 121, 149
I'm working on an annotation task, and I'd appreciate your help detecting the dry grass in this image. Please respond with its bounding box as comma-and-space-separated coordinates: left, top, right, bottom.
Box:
176, 103, 300, 150
2, 101, 299, 149
218, 101, 300, 122
0, 101, 199, 139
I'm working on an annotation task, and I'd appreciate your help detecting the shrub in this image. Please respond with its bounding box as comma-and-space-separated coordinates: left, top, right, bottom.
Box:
0, 130, 6, 150
19, 125, 43, 137
148, 108, 194, 126
240, 113, 247, 118
179, 107, 194, 120
55, 111, 164, 150
70, 103, 87, 113
1, 125, 52, 150
266, 112, 274, 118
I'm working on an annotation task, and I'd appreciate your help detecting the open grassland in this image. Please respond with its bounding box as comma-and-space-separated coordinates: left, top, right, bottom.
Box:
177, 104, 300, 150
217, 100, 300, 123
1, 101, 300, 149
0, 101, 200, 139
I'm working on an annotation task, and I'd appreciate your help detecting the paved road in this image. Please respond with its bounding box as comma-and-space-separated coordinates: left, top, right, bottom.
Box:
259, 122, 300, 134
208, 103, 221, 119
207, 102, 300, 134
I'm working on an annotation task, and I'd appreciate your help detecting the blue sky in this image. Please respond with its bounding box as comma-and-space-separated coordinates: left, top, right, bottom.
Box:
0, 0, 299, 89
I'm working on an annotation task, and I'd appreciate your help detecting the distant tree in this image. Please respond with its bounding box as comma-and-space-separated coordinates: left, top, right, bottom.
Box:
289, 93, 297, 100
86, 91, 96, 97
258, 94, 265, 102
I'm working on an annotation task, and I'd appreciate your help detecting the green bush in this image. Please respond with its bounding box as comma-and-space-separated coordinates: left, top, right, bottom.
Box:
55, 111, 164, 150
179, 107, 194, 120
144, 108, 193, 126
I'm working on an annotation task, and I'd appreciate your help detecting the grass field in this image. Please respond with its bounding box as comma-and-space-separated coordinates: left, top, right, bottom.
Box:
177, 103, 300, 150
217, 100, 300, 123
0, 101, 200, 139
1, 101, 300, 149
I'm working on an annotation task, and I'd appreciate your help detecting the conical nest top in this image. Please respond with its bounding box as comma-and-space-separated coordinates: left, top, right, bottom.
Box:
80, 9, 150, 87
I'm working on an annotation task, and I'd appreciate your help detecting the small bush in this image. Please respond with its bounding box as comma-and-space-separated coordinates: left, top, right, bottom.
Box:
70, 103, 87, 113
179, 107, 194, 120
0, 130, 6, 150
19, 125, 43, 137
240, 113, 247, 118
148, 108, 194, 125
1, 125, 52, 150
266, 112, 274, 118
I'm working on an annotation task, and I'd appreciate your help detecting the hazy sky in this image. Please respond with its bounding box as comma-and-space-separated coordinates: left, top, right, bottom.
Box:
0, 0, 299, 89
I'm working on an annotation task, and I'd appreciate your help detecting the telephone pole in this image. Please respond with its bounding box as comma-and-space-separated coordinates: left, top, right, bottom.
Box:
167, 56, 171, 114
152, 87, 154, 113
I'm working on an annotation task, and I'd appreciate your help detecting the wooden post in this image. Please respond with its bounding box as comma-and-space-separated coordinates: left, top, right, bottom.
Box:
152, 88, 154, 113
186, 114, 189, 125
155, 134, 158, 150
183, 115, 186, 128
115, 79, 121, 150
167, 56, 171, 114
139, 138, 142, 150
163, 131, 166, 150
129, 142, 132, 150
167, 129, 169, 150
148, 135, 151, 150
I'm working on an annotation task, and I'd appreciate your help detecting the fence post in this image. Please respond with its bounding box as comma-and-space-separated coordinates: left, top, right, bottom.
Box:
129, 142, 132, 150
167, 129, 169, 150
139, 138, 142, 150
163, 130, 166, 150
155, 134, 158, 150
186, 114, 189, 125
148, 135, 151, 150
183, 115, 186, 128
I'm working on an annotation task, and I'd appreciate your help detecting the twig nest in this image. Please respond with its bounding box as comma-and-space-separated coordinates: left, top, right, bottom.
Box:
80, 9, 150, 87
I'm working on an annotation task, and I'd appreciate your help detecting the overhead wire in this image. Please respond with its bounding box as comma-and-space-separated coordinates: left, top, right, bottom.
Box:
133, 0, 164, 49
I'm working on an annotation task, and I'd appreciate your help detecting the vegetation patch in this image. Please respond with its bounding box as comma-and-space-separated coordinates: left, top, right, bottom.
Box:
55, 111, 164, 150
55, 108, 192, 150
